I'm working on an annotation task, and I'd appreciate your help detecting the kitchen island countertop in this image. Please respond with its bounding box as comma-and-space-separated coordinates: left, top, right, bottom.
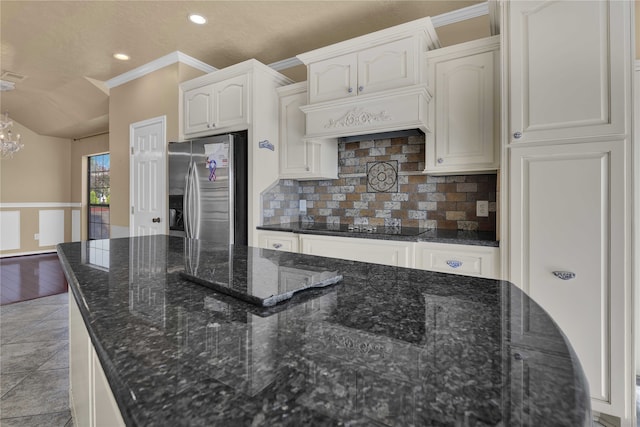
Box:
57, 235, 588, 426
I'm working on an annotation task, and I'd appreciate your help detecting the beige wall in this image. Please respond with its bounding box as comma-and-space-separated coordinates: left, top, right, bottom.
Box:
0, 120, 71, 203
0, 120, 72, 255
108, 63, 205, 230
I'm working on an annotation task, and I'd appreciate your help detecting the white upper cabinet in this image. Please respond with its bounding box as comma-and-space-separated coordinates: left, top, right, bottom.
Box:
277, 82, 338, 180
307, 54, 357, 104
183, 73, 248, 137
297, 17, 439, 139
308, 37, 416, 104
507, 0, 629, 144
424, 36, 500, 175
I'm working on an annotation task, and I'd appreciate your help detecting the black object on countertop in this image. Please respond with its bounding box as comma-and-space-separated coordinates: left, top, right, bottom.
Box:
58, 235, 589, 427
178, 243, 343, 307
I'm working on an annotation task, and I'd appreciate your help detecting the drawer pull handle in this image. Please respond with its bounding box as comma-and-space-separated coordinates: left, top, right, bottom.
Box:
553, 271, 576, 280
446, 260, 463, 269
272, 243, 283, 249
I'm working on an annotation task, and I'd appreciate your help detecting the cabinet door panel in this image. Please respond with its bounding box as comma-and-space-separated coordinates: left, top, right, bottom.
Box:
414, 242, 499, 279
508, 0, 627, 143
184, 87, 213, 135
93, 352, 126, 427
300, 235, 411, 268
214, 74, 247, 129
357, 38, 416, 94
509, 140, 625, 412
69, 294, 92, 427
431, 50, 496, 171
308, 55, 357, 103
279, 91, 310, 175
257, 231, 299, 253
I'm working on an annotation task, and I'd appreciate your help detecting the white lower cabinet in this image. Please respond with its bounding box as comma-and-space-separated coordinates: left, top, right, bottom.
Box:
299, 234, 412, 268
414, 242, 500, 279
69, 294, 125, 427
508, 140, 629, 421
257, 230, 299, 253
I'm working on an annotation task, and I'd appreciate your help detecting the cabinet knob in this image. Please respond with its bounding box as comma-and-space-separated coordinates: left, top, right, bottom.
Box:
211, 123, 216, 128
552, 271, 576, 280
513, 131, 522, 139
514, 352, 523, 361
347, 87, 353, 93
446, 260, 462, 268
272, 243, 283, 249
437, 158, 444, 164
152, 217, 161, 223
358, 86, 364, 92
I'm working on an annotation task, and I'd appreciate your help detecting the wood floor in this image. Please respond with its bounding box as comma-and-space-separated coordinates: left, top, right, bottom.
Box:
0, 253, 68, 305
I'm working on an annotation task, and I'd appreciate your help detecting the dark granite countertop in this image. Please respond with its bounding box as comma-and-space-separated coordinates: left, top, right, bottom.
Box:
257, 223, 499, 247
57, 235, 589, 427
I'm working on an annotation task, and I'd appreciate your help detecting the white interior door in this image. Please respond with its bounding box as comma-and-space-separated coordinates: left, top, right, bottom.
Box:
130, 116, 166, 237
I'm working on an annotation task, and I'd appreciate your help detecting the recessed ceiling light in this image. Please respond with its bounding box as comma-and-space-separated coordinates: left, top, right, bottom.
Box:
188, 14, 207, 25
113, 53, 130, 61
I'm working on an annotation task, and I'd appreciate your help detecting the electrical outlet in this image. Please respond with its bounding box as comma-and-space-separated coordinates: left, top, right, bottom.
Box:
34, 233, 39, 240
476, 201, 489, 217
299, 199, 307, 214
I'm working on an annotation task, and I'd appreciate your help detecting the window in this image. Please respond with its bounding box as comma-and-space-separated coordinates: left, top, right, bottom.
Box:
88, 154, 110, 240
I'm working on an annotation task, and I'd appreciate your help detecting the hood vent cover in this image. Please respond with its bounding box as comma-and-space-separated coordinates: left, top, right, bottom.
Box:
296, 17, 438, 141
338, 128, 424, 143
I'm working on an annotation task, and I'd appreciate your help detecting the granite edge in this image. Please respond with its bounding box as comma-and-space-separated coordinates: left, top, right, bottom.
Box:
257, 224, 500, 247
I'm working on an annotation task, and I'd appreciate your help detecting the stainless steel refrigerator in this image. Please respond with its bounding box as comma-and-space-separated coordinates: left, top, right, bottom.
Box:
168, 132, 247, 245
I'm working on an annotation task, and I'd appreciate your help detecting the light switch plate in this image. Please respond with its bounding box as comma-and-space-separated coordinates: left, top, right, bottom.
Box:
476, 201, 489, 217
299, 199, 307, 214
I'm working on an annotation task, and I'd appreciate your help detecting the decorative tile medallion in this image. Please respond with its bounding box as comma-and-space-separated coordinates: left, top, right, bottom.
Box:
367, 160, 398, 193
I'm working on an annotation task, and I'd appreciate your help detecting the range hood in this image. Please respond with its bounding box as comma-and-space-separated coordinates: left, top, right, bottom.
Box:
338, 128, 424, 143
295, 16, 439, 141
300, 85, 432, 140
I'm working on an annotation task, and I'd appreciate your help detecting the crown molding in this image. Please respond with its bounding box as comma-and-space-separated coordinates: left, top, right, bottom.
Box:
431, 2, 489, 28
106, 51, 216, 89
272, 2, 488, 72
268, 57, 303, 71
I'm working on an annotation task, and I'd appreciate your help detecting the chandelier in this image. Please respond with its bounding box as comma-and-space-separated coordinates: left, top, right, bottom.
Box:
0, 112, 23, 158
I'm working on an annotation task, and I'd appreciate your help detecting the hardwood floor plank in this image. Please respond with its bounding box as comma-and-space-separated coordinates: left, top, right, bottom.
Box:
0, 254, 67, 305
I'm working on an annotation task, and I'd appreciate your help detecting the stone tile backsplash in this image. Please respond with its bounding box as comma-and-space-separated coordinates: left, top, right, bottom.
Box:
262, 134, 497, 231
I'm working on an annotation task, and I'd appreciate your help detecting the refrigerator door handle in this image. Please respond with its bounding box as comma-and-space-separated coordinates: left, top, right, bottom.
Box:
189, 162, 198, 238
183, 163, 189, 238
184, 162, 193, 238
192, 162, 201, 239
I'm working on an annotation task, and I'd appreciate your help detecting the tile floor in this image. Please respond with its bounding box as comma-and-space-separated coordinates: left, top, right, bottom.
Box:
0, 292, 73, 426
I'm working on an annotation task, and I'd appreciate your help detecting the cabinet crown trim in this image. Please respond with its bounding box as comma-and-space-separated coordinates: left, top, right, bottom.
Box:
297, 17, 440, 64
181, 59, 293, 91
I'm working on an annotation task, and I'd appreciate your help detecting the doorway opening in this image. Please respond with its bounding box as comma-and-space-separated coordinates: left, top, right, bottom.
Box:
87, 153, 110, 240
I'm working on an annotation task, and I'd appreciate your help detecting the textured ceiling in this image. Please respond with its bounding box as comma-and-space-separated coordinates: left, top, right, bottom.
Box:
0, 1, 488, 139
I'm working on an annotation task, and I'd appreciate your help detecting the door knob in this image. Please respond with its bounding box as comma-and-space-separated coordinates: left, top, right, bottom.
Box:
152, 217, 161, 223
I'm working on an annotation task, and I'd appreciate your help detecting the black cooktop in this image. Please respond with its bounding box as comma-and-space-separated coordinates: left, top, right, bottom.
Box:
297, 223, 427, 236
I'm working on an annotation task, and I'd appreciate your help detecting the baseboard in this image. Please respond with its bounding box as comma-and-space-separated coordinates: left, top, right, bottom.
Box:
0, 250, 56, 258
593, 411, 620, 427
